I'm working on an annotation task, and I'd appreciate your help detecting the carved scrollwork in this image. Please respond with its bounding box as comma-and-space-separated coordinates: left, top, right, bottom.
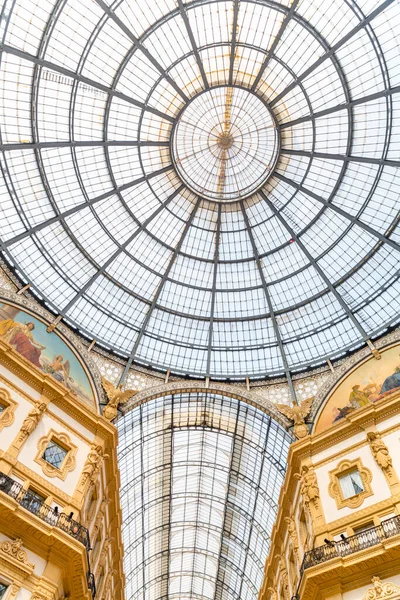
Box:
363, 576, 400, 600
0, 538, 34, 569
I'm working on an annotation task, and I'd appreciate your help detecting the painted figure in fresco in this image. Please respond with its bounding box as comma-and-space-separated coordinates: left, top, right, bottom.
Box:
332, 404, 355, 422
0, 320, 46, 368
379, 365, 400, 395
45, 354, 71, 383
348, 385, 370, 409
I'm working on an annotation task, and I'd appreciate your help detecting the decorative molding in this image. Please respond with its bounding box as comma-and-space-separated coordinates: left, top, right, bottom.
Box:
363, 576, 400, 600
0, 539, 34, 569
121, 381, 292, 430
0, 287, 102, 406
367, 431, 400, 492
34, 430, 77, 481
17, 401, 47, 443
0, 387, 17, 431
310, 331, 400, 424
328, 458, 373, 509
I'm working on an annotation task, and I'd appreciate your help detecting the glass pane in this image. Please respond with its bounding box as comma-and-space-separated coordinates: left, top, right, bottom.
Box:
42, 440, 68, 469
339, 470, 364, 499
0, 583, 8, 600
21, 488, 46, 515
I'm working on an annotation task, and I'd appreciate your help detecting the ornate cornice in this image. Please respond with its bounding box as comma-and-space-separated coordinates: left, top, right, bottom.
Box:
120, 380, 292, 429
310, 331, 400, 423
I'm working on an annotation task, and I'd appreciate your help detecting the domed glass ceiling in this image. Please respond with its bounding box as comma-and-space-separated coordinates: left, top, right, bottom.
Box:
0, 0, 399, 381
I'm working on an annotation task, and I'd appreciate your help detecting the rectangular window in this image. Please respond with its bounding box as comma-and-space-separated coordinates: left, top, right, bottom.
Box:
21, 487, 46, 515
42, 439, 68, 469
0, 583, 8, 599
339, 470, 364, 499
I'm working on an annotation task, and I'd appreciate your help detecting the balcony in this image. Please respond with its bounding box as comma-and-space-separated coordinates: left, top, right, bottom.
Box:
0, 471, 90, 547
301, 515, 400, 573
0, 471, 96, 598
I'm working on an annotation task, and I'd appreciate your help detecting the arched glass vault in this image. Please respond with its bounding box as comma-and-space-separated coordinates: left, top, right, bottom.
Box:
117, 392, 291, 600
0, 0, 399, 383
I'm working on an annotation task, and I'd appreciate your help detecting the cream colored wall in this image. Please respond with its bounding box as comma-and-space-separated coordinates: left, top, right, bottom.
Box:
315, 443, 391, 522
0, 366, 41, 401
17, 412, 91, 495
0, 376, 35, 449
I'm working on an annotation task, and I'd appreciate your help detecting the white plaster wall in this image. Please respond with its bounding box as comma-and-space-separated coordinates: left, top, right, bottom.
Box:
17, 413, 91, 495
0, 532, 46, 576
16, 587, 32, 600
315, 444, 391, 523
342, 573, 400, 600
49, 403, 94, 440
0, 366, 40, 401
0, 392, 33, 451
313, 431, 367, 464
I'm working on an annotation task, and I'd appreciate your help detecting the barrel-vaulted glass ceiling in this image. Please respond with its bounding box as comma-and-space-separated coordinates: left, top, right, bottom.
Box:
0, 0, 399, 381
118, 392, 291, 600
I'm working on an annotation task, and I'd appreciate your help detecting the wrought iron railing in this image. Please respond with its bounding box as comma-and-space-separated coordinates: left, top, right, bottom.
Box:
300, 515, 400, 574
0, 471, 90, 547
0, 471, 96, 597
290, 515, 400, 600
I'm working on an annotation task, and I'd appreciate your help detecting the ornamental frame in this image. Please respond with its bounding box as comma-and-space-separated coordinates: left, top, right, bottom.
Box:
0, 388, 17, 433
328, 458, 373, 510
34, 429, 77, 481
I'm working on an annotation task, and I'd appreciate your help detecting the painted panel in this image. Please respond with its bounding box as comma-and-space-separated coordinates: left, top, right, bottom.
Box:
315, 345, 400, 434
0, 302, 95, 406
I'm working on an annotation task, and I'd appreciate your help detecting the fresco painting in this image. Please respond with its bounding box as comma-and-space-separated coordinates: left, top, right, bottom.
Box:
0, 302, 95, 406
315, 344, 400, 433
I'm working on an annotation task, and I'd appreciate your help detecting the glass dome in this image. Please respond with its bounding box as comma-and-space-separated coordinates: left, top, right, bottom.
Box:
0, 0, 399, 380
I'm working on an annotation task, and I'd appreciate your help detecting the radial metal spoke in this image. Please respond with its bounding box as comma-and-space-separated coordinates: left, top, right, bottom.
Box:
251, 0, 300, 91
93, 0, 188, 102
280, 85, 400, 130
178, 0, 209, 89
206, 204, 222, 377
240, 202, 297, 402
261, 191, 372, 342
0, 44, 175, 122
118, 198, 201, 385
228, 0, 240, 86
281, 148, 400, 167
2, 165, 173, 248
269, 0, 395, 108
273, 172, 400, 252
0, 140, 170, 151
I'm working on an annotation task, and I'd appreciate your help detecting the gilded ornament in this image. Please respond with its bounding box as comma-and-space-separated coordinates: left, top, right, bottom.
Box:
275, 397, 313, 439
363, 576, 400, 600
367, 432, 393, 472
19, 401, 47, 442
0, 538, 34, 568
295, 465, 320, 508
101, 377, 137, 421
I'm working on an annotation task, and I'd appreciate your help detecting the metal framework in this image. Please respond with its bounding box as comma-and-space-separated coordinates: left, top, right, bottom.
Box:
117, 392, 291, 600
0, 0, 399, 386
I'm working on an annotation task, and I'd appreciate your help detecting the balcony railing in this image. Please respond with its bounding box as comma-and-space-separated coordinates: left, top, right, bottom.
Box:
0, 471, 90, 547
0, 471, 96, 597
301, 515, 400, 574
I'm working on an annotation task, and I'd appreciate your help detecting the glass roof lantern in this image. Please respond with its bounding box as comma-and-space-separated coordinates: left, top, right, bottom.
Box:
0, 0, 399, 381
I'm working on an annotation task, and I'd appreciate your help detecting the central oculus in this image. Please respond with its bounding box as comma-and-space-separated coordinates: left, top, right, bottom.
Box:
171, 86, 280, 202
